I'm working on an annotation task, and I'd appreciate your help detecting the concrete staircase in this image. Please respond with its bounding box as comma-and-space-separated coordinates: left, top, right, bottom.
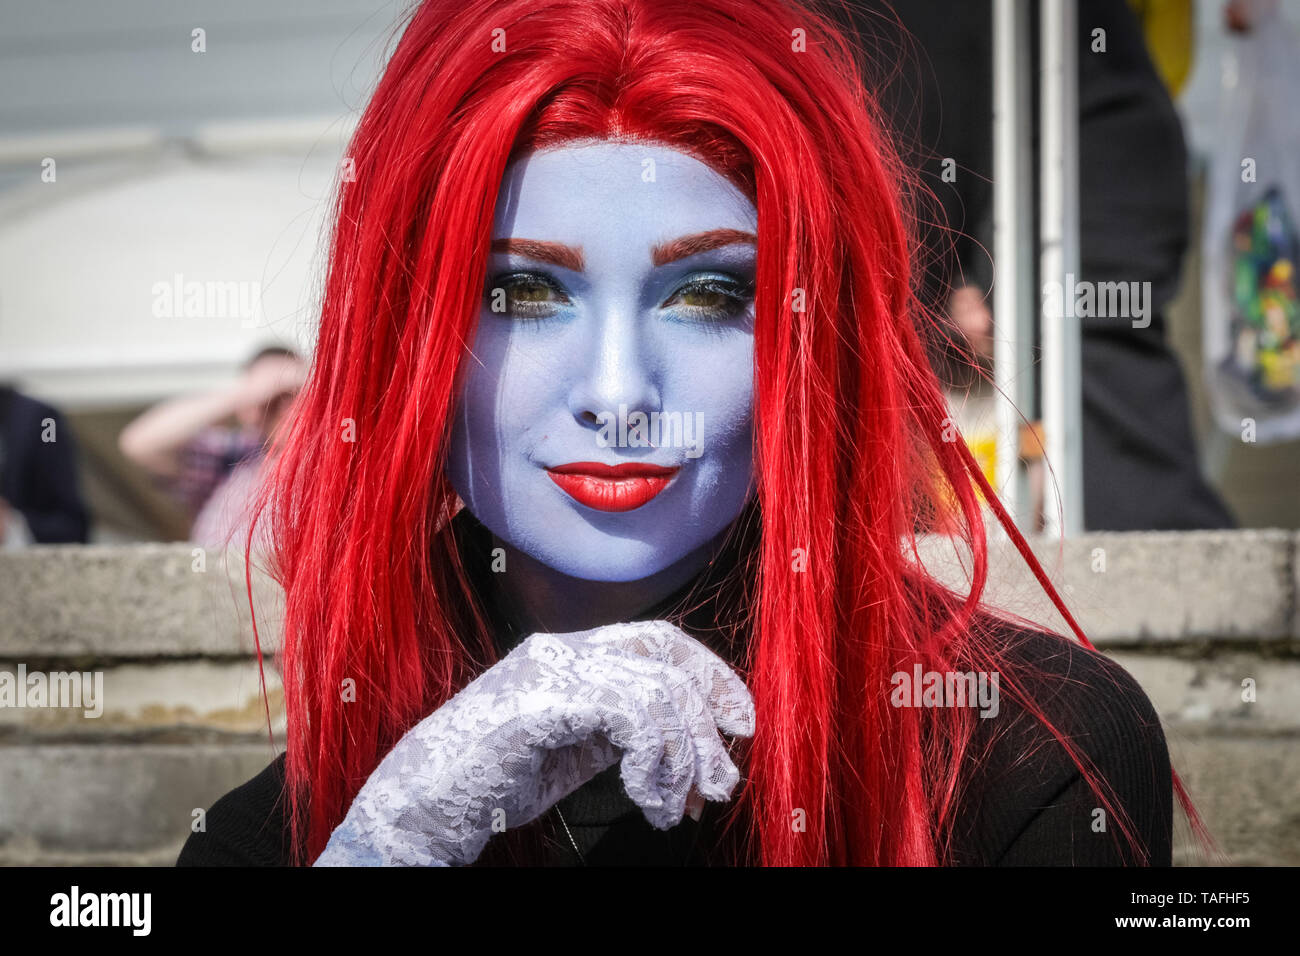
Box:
2, 531, 1296, 865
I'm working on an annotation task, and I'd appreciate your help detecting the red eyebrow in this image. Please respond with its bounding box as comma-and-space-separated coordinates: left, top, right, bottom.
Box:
491, 229, 757, 273
490, 238, 584, 272
652, 229, 757, 267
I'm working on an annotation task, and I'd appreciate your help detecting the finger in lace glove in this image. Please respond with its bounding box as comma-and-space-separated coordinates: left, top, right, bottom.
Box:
313, 620, 754, 866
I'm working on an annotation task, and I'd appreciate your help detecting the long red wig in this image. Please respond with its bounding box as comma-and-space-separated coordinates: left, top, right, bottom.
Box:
256, 0, 1208, 865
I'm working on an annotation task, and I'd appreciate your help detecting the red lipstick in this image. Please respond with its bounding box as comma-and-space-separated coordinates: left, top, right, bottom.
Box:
546, 461, 679, 512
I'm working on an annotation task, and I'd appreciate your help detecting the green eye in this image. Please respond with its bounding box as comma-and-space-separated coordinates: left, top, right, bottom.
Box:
510, 280, 557, 303
663, 276, 753, 320
673, 287, 733, 309
487, 272, 571, 318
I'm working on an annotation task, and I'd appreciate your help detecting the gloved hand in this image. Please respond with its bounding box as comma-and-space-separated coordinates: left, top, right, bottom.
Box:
313, 620, 755, 866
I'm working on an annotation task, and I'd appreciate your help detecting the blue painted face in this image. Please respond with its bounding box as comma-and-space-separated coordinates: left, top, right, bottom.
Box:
446, 141, 757, 583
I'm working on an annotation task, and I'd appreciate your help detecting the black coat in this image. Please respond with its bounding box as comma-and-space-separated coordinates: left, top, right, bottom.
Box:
0, 385, 89, 544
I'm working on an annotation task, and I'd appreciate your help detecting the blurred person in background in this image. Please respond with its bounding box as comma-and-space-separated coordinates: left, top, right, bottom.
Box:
0, 383, 89, 546
1224, 0, 1280, 33
118, 346, 305, 549
862, 0, 1237, 531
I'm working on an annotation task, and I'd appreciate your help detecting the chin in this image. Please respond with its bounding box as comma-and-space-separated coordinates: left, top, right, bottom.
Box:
452, 472, 747, 585
520, 525, 689, 583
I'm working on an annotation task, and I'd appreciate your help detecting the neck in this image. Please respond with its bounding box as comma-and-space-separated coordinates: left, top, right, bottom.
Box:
487, 533, 725, 638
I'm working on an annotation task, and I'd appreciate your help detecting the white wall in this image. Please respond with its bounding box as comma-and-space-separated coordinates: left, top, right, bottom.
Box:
0, 0, 395, 408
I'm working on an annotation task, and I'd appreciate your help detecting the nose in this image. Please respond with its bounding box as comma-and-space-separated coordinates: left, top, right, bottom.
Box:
566, 302, 661, 431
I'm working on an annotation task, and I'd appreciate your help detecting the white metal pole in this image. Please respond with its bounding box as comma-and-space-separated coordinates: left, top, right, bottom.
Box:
992, 0, 1035, 531
1039, 0, 1084, 536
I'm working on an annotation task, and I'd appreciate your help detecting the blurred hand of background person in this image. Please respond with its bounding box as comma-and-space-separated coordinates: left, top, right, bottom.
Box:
1225, 0, 1281, 31
234, 352, 307, 434
118, 348, 304, 480
949, 284, 995, 366
117, 347, 304, 545
0, 495, 33, 548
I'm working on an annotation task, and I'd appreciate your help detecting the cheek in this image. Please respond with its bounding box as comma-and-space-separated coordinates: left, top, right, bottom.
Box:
449, 321, 567, 458
676, 337, 755, 452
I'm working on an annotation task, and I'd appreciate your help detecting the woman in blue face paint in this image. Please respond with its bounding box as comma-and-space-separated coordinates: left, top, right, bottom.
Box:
446, 142, 759, 631
178, 0, 1188, 869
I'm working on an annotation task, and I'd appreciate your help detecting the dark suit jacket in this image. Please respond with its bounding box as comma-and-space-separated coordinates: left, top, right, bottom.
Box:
848, 0, 1235, 531
0, 385, 89, 543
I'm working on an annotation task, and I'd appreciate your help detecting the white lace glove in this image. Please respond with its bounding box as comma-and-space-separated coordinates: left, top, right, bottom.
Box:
313, 620, 755, 866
